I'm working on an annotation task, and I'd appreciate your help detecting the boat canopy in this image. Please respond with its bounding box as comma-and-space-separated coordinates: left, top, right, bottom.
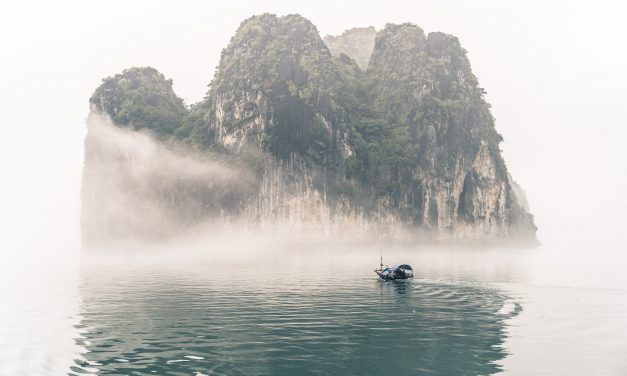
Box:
388, 264, 413, 271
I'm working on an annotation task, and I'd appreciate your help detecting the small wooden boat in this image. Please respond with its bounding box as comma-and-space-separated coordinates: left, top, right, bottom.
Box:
374, 258, 414, 280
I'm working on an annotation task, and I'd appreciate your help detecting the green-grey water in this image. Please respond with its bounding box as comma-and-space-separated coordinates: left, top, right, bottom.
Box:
73, 264, 515, 375
3, 243, 627, 375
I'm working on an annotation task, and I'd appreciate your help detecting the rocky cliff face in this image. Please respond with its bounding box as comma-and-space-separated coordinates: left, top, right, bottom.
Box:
188, 14, 350, 168
362, 24, 536, 240
83, 14, 536, 246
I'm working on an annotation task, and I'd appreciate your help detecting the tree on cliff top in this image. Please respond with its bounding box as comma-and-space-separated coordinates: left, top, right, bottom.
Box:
89, 67, 188, 137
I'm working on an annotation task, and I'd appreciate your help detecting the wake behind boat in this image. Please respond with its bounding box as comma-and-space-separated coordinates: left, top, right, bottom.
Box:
374, 258, 414, 280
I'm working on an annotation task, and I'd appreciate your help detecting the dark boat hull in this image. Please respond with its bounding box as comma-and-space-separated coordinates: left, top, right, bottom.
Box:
375, 269, 413, 280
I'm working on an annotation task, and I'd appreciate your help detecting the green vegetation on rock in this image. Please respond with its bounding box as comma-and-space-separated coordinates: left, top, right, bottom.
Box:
89, 67, 188, 138
87, 14, 537, 243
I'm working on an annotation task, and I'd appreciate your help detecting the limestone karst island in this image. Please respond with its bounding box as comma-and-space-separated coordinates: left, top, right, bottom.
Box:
82, 14, 536, 246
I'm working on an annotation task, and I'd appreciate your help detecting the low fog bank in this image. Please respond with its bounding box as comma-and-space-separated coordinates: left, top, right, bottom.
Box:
2, 0, 625, 281
82, 114, 541, 249
81, 114, 439, 249
2, 3, 626, 375
80, 230, 627, 291
82, 113, 254, 244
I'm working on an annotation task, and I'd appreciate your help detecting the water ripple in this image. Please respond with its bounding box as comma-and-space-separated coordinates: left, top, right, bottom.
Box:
72, 260, 514, 375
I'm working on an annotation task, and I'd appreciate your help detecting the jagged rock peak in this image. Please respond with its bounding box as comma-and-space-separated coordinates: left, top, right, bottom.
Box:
211, 13, 336, 95
370, 23, 469, 70
374, 23, 426, 50
83, 14, 538, 245
197, 13, 347, 164
234, 13, 321, 39
323, 26, 377, 70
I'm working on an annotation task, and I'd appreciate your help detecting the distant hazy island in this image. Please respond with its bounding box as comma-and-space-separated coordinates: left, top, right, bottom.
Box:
82, 13, 536, 246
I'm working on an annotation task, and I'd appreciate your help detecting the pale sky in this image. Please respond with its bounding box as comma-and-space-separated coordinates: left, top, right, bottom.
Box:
1, 0, 626, 254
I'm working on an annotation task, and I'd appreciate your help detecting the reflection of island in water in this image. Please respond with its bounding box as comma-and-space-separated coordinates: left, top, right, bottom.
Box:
71, 259, 519, 375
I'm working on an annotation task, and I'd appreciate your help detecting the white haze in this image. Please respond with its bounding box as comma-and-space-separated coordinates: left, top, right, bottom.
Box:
1, 0, 625, 256
84, 113, 414, 246
86, 113, 241, 184
1, 1, 626, 374
82, 113, 253, 245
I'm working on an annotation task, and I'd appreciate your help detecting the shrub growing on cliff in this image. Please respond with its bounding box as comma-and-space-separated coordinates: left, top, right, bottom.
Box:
346, 116, 413, 196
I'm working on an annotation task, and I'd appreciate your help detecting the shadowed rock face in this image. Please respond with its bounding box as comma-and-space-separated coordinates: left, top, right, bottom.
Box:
83, 14, 537, 246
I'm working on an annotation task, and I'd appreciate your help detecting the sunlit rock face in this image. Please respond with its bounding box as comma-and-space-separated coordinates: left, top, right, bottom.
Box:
82, 14, 536, 246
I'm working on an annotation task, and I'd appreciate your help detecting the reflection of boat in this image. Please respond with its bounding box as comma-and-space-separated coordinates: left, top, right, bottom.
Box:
374, 257, 414, 280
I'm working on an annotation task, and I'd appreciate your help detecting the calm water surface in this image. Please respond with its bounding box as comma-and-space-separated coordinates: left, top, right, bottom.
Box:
74, 263, 514, 375
2, 243, 627, 375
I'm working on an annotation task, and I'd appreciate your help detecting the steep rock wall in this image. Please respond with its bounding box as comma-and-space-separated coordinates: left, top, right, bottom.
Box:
82, 14, 537, 245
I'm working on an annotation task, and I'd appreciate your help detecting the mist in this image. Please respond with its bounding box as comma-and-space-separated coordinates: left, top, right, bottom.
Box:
2, 0, 625, 256
82, 111, 418, 249
0, 0, 624, 324
82, 113, 252, 245
1, 1, 627, 374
